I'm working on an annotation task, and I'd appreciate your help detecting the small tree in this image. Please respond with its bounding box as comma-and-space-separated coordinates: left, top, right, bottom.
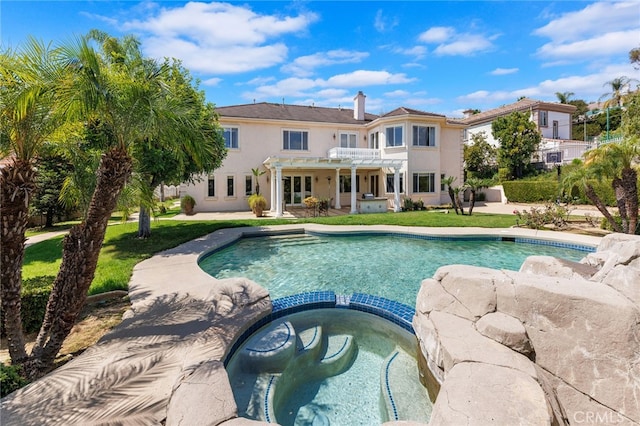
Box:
464, 131, 497, 179
251, 167, 266, 195
464, 177, 488, 215
492, 111, 541, 179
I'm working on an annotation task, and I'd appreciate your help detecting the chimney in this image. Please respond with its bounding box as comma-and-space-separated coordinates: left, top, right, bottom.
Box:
354, 91, 366, 120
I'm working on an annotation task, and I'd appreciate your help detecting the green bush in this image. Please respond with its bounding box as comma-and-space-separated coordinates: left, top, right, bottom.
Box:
498, 168, 511, 182
0, 363, 29, 397
1, 276, 53, 337
502, 181, 559, 203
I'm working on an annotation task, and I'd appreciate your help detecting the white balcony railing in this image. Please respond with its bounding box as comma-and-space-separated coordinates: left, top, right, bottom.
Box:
327, 147, 381, 160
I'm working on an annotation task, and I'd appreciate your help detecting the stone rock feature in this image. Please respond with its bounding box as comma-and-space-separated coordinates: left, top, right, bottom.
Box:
414, 233, 640, 426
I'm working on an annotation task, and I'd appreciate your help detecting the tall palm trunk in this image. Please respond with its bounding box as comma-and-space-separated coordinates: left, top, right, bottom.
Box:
468, 189, 476, 215
27, 147, 132, 377
138, 205, 151, 238
612, 178, 629, 233
584, 183, 622, 233
0, 160, 37, 364
447, 187, 459, 214
622, 167, 638, 234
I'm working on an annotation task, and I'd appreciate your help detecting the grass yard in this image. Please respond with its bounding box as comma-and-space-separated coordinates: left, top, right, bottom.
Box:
22, 211, 516, 295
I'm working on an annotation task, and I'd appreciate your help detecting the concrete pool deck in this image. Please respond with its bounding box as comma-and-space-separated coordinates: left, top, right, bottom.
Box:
4, 223, 603, 425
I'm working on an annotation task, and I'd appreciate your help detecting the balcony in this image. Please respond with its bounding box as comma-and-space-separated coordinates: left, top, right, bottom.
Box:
327, 147, 380, 160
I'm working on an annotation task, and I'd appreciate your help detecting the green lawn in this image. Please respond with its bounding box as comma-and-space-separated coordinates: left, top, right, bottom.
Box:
22, 211, 516, 295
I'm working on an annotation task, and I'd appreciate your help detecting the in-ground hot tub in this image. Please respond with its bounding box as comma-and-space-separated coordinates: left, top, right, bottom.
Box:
225, 304, 432, 425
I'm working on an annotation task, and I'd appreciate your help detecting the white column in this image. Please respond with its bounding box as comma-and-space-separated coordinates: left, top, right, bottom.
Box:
334, 168, 341, 209
350, 166, 358, 214
393, 168, 401, 212
269, 168, 276, 212
276, 166, 283, 217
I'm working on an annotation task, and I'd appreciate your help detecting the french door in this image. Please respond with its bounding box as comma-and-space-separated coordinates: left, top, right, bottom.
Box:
283, 175, 312, 205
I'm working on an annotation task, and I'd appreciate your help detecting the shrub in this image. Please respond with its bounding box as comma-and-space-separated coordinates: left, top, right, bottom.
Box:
513, 203, 572, 230
180, 194, 196, 215
503, 181, 559, 203
0, 363, 29, 397
402, 197, 414, 211
248, 194, 267, 216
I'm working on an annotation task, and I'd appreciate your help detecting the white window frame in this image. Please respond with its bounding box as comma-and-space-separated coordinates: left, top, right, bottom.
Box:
539, 111, 548, 127
412, 172, 436, 193
369, 131, 379, 149
385, 125, 404, 147
339, 132, 357, 148
223, 127, 239, 149
385, 173, 404, 193
412, 125, 436, 147
283, 129, 309, 151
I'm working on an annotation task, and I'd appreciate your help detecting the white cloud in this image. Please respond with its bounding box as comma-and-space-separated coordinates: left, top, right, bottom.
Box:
534, 1, 639, 43
384, 90, 411, 98
281, 50, 369, 77
418, 26, 455, 43
244, 70, 415, 102
374, 9, 398, 32
393, 45, 427, 59
418, 26, 496, 56
122, 2, 318, 74
325, 70, 415, 87
536, 29, 639, 62
490, 68, 519, 76
457, 62, 640, 107
433, 34, 494, 56
202, 77, 222, 86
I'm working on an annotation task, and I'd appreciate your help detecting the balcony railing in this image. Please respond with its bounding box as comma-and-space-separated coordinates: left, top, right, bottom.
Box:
327, 147, 380, 160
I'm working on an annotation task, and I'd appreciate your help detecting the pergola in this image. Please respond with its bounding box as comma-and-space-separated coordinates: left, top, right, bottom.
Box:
263, 156, 404, 217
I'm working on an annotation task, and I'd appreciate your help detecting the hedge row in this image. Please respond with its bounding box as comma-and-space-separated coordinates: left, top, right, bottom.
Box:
503, 180, 623, 206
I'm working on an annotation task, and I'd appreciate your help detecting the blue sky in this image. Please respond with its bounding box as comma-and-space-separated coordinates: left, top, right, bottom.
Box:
2, 1, 639, 117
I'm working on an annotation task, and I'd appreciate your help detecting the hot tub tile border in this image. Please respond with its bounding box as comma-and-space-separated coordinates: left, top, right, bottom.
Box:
224, 291, 415, 367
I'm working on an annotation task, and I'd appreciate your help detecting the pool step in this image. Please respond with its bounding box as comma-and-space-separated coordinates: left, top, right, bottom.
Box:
318, 334, 356, 375
240, 320, 296, 373
275, 236, 328, 248
380, 349, 432, 423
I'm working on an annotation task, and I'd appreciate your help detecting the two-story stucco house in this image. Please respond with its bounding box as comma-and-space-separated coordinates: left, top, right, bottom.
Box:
179, 92, 465, 216
460, 98, 584, 166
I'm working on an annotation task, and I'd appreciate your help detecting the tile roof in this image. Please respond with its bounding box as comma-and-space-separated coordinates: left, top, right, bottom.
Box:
215, 102, 379, 125
380, 107, 446, 118
461, 98, 576, 125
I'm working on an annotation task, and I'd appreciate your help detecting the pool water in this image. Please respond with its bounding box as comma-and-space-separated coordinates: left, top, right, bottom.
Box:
226, 309, 431, 425
199, 233, 588, 306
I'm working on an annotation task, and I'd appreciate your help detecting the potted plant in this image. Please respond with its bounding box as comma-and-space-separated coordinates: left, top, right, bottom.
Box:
248, 193, 267, 217
180, 194, 196, 215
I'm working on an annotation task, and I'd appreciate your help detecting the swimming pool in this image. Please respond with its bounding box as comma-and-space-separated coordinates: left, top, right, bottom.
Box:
199, 232, 591, 306
225, 308, 432, 425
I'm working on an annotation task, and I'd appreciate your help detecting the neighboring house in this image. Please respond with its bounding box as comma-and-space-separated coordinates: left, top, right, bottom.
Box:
180, 92, 465, 216
461, 98, 587, 167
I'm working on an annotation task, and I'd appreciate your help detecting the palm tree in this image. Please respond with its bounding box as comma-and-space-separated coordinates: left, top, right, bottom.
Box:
464, 177, 488, 215
555, 91, 574, 104
251, 167, 266, 195
561, 164, 622, 233
442, 176, 460, 214
0, 38, 62, 364
600, 76, 639, 108
584, 139, 639, 234
24, 32, 221, 376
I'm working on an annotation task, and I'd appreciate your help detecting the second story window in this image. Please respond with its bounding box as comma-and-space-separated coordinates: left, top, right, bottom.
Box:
413, 125, 436, 147
539, 111, 548, 127
283, 130, 308, 150
223, 127, 239, 149
339, 133, 357, 148
369, 131, 379, 149
385, 125, 403, 147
